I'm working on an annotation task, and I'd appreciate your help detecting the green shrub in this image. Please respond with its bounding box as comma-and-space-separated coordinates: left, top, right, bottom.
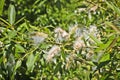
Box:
0, 0, 120, 80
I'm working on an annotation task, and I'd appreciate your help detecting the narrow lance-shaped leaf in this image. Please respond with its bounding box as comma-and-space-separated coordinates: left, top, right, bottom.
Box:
14, 60, 22, 71
8, 4, 16, 25
106, 1, 120, 16
15, 44, 25, 53
88, 33, 103, 45
95, 35, 115, 52
11, 60, 22, 80
99, 53, 110, 63
106, 37, 117, 52
105, 22, 120, 34
54, 62, 62, 74
0, 0, 5, 16
26, 53, 39, 72
26, 53, 35, 72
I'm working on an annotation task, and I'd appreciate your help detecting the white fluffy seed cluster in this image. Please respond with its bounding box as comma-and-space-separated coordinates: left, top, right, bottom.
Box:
31, 25, 100, 62
31, 32, 48, 45
68, 25, 100, 61
54, 27, 69, 42
54, 25, 100, 61
73, 37, 85, 50
46, 45, 60, 62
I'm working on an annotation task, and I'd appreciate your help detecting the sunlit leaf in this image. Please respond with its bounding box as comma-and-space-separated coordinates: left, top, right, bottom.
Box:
95, 35, 115, 52
17, 23, 27, 32
7, 30, 17, 39
14, 60, 22, 70
26, 53, 35, 72
88, 33, 102, 45
15, 44, 25, 53
8, 4, 16, 25
99, 53, 110, 63
26, 53, 39, 72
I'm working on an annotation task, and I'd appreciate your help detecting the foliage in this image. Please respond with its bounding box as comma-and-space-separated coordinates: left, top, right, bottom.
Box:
0, 0, 120, 80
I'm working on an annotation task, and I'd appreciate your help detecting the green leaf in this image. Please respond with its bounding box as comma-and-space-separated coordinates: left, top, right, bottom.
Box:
99, 53, 110, 63
37, 0, 47, 7
14, 60, 22, 70
61, 50, 66, 60
88, 33, 103, 45
26, 53, 39, 72
8, 4, 16, 25
95, 40, 112, 52
0, 0, 5, 16
26, 54, 35, 72
106, 1, 120, 16
100, 74, 109, 80
17, 23, 26, 32
8, 30, 17, 39
7, 53, 15, 78
54, 62, 62, 74
15, 44, 25, 53
17, 22, 29, 32
95, 35, 115, 52
105, 22, 120, 33
53, 76, 58, 80
11, 60, 22, 80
